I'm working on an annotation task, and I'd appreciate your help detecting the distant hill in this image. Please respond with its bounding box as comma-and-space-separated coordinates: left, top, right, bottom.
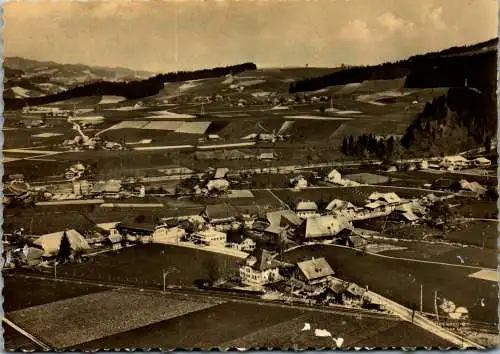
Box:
4, 62, 258, 110
289, 38, 498, 94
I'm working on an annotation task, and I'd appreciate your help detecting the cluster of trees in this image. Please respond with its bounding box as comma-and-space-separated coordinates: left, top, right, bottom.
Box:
401, 87, 497, 155
289, 61, 409, 93
5, 62, 257, 110
289, 38, 497, 94
341, 134, 402, 161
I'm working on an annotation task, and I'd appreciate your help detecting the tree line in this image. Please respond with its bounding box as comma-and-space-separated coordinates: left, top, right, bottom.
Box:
5, 62, 257, 110
289, 38, 497, 95
341, 134, 402, 161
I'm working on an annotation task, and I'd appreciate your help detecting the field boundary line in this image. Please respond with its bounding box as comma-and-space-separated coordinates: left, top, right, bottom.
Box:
3, 317, 52, 350
283, 244, 495, 271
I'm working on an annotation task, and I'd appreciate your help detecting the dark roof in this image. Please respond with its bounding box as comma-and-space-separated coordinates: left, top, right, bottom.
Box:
204, 204, 239, 220
251, 249, 282, 271
117, 222, 155, 233
3, 211, 99, 236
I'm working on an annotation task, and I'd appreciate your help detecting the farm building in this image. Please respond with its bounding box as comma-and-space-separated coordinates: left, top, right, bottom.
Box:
191, 229, 227, 246
440, 155, 470, 169
203, 204, 239, 224
266, 210, 302, 228
34, 229, 90, 256
107, 232, 123, 250
259, 152, 276, 161
214, 168, 229, 179
326, 199, 357, 212
472, 157, 491, 167
296, 201, 319, 219
326, 169, 342, 184
239, 249, 283, 286
367, 192, 401, 204
296, 257, 334, 286
116, 221, 155, 241
295, 215, 351, 242
152, 226, 186, 244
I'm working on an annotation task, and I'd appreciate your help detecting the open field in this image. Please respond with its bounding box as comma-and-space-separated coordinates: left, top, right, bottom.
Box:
376, 241, 497, 269
3, 275, 111, 312
221, 309, 451, 348
445, 221, 498, 249
283, 245, 498, 324
6, 289, 223, 348
76, 300, 449, 350
56, 244, 241, 287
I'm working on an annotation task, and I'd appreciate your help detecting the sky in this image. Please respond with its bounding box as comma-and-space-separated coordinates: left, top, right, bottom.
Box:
3, 0, 498, 73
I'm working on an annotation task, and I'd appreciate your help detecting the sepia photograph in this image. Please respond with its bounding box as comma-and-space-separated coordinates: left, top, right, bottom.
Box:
1, 0, 498, 350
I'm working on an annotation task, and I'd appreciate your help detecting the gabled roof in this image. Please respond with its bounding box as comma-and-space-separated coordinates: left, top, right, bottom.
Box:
267, 210, 302, 227
297, 257, 334, 281
326, 199, 356, 211
346, 283, 366, 297
34, 229, 90, 254
304, 215, 349, 239
402, 211, 419, 221
296, 201, 318, 211
264, 224, 286, 235
365, 201, 386, 209
247, 249, 282, 271
214, 168, 229, 179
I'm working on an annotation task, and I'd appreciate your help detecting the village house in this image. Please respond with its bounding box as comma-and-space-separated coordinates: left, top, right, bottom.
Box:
295, 215, 351, 243
214, 168, 229, 179
326, 169, 343, 184
259, 152, 276, 161
191, 229, 227, 246
152, 225, 186, 245
239, 249, 283, 286
472, 157, 491, 167
107, 231, 123, 250
34, 229, 90, 257
440, 155, 470, 170
295, 257, 335, 287
296, 201, 320, 219
116, 221, 155, 242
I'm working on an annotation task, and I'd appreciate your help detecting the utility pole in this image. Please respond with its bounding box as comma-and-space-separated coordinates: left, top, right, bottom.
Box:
420, 284, 423, 312
162, 267, 177, 294
434, 290, 439, 322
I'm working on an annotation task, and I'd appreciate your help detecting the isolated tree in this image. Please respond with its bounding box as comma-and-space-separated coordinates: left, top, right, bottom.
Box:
57, 231, 72, 263
204, 257, 221, 286
341, 137, 349, 155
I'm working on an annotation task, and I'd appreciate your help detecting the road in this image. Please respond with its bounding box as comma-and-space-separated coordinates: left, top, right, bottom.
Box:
3, 317, 51, 350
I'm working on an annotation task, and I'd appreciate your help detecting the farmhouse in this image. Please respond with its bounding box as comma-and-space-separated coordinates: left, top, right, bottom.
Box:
214, 168, 229, 179
296, 201, 319, 219
296, 257, 334, 286
152, 226, 186, 244
472, 157, 491, 167
367, 192, 401, 205
326, 169, 342, 184
191, 229, 227, 246
326, 199, 357, 212
239, 249, 283, 286
34, 229, 90, 256
116, 221, 155, 241
440, 155, 469, 169
295, 215, 351, 242
259, 152, 276, 161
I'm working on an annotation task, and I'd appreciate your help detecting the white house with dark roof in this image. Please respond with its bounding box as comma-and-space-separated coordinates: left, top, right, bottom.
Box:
240, 249, 283, 286
295, 215, 351, 242
296, 257, 334, 285
296, 201, 319, 219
